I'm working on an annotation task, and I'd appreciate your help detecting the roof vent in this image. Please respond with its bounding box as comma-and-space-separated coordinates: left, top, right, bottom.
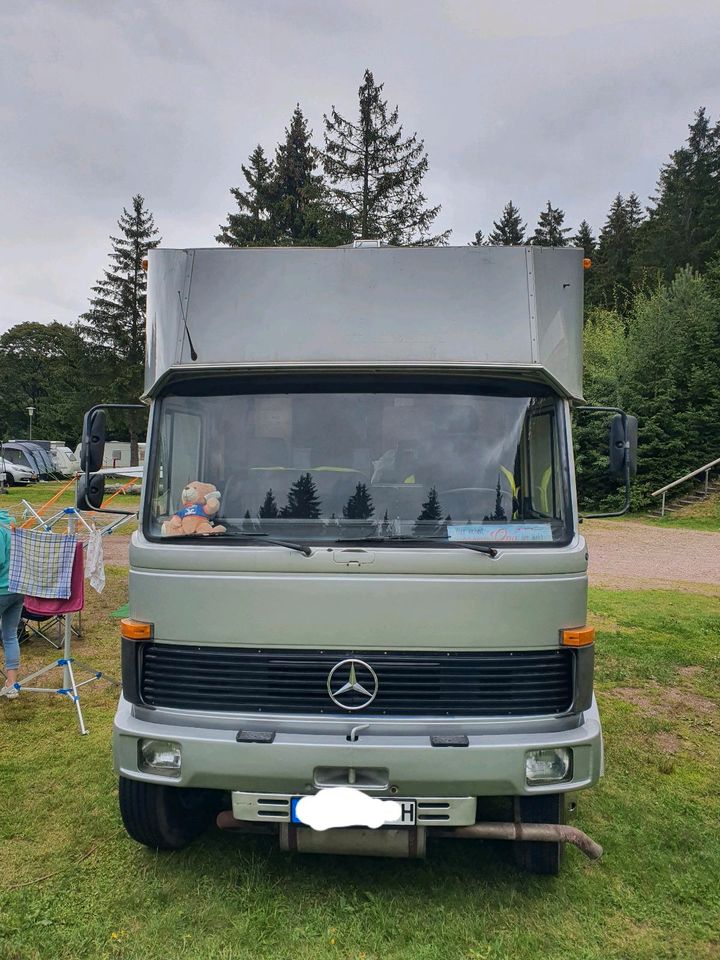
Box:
352, 239, 385, 248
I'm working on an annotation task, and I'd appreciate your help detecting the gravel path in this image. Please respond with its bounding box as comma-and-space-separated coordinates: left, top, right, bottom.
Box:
584, 520, 720, 592
100, 523, 720, 592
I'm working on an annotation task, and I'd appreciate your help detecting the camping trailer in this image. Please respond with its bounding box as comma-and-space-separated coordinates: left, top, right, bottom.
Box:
79, 244, 636, 874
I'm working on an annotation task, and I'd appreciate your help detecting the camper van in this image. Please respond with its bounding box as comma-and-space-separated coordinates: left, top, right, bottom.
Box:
73, 440, 146, 470
33, 440, 80, 476
79, 244, 636, 874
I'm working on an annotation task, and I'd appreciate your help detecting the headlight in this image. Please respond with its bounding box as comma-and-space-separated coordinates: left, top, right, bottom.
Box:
139, 739, 182, 776
525, 747, 572, 784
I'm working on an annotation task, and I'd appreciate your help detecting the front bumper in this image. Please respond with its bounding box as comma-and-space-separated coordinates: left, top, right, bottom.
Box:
113, 695, 603, 797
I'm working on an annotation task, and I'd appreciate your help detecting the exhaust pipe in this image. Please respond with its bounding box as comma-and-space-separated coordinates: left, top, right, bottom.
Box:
437, 822, 603, 861
216, 811, 600, 862
279, 823, 426, 859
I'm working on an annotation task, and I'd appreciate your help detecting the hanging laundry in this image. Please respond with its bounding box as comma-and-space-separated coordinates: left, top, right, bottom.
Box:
24, 542, 85, 615
8, 528, 76, 599
86, 526, 106, 594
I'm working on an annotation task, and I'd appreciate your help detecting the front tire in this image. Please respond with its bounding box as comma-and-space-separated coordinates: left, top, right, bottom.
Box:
118, 776, 218, 850
513, 794, 566, 875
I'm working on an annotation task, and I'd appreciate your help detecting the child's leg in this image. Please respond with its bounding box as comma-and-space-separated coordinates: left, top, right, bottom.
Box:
0, 593, 24, 685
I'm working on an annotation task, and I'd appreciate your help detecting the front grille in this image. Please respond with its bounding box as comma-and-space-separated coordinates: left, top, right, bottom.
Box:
140, 645, 574, 717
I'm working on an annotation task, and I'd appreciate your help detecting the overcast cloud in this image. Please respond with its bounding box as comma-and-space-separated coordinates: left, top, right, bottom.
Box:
1, 0, 719, 333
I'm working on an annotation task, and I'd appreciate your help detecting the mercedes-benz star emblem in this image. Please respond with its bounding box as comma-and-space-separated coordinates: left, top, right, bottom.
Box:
326, 658, 379, 711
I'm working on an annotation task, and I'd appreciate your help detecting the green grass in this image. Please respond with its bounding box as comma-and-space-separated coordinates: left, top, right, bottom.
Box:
1, 581, 719, 960
0, 479, 140, 530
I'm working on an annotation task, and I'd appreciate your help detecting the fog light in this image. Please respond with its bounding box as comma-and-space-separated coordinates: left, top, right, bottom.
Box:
139, 739, 181, 777
525, 748, 572, 784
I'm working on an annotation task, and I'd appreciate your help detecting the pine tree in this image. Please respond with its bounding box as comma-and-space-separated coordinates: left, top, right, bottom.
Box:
589, 194, 644, 313
469, 229, 486, 246
280, 472, 322, 518
573, 220, 596, 258
323, 69, 450, 245
483, 478, 507, 521
216, 145, 277, 247
258, 488, 278, 518
489, 201, 526, 245
80, 195, 159, 463
637, 108, 720, 278
531, 202, 571, 246
342, 482, 374, 519
273, 105, 351, 245
625, 192, 644, 229
412, 486, 443, 535
381, 509, 392, 537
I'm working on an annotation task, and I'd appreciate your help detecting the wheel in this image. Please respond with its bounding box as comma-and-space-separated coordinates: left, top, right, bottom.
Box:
4, 473, 15, 487
513, 794, 566, 875
118, 776, 219, 850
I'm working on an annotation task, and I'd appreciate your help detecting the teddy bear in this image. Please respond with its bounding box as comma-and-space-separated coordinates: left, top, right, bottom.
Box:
161, 481, 227, 537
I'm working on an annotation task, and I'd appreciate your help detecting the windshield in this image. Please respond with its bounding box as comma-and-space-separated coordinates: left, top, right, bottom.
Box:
146, 378, 570, 545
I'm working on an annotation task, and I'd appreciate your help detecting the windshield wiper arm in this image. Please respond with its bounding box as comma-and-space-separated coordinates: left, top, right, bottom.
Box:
234, 533, 312, 556
334, 535, 498, 558
176, 530, 312, 556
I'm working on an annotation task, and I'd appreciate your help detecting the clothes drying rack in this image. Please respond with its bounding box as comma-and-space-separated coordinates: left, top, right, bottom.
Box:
6, 504, 129, 735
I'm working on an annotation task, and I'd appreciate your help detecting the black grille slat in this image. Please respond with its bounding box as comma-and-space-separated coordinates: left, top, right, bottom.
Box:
140, 645, 573, 717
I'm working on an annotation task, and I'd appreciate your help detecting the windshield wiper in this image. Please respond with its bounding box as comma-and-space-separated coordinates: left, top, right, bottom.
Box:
334, 535, 498, 558
175, 531, 312, 556
233, 533, 313, 556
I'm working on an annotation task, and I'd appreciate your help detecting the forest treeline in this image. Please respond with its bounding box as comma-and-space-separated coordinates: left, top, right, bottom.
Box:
0, 68, 718, 507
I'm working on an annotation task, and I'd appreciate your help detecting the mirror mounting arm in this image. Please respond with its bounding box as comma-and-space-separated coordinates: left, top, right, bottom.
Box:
574, 405, 636, 520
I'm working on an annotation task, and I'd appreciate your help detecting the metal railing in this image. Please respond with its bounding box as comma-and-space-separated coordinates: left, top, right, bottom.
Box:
651, 456, 720, 516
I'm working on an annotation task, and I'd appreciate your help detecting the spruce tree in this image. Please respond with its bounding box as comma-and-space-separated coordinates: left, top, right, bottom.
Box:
573, 220, 596, 258
488, 201, 526, 245
531, 202, 571, 246
381, 509, 392, 537
637, 108, 720, 278
258, 488, 279, 518
589, 194, 643, 313
273, 105, 351, 245
483, 478, 507, 521
80, 195, 159, 463
412, 486, 443, 535
323, 69, 450, 245
470, 229, 486, 246
342, 482, 374, 520
216, 145, 277, 247
280, 472, 322, 518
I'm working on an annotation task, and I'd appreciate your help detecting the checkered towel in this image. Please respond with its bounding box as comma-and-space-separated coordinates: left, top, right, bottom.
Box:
8, 528, 77, 599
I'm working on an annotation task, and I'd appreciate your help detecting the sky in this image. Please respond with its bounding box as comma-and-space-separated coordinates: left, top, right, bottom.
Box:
1, 0, 719, 333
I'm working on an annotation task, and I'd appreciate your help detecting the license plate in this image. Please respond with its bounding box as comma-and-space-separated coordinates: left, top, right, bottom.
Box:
290, 795, 416, 826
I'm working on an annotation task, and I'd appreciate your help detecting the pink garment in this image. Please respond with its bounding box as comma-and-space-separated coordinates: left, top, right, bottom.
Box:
24, 542, 84, 616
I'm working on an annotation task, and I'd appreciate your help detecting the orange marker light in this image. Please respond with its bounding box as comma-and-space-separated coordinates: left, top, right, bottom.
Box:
561, 626, 595, 647
583, 258, 592, 269
121, 618, 153, 641
141, 258, 149, 272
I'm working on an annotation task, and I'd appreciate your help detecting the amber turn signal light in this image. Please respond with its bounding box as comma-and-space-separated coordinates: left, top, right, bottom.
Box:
121, 618, 153, 641
561, 626, 595, 647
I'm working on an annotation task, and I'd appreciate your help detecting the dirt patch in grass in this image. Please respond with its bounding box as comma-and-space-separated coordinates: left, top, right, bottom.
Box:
678, 665, 703, 679
654, 731, 683, 754
587, 611, 622, 632
606, 683, 718, 719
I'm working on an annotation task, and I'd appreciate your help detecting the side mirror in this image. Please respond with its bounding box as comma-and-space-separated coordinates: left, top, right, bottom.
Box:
609, 413, 638, 477
81, 409, 106, 473
76, 472, 106, 510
